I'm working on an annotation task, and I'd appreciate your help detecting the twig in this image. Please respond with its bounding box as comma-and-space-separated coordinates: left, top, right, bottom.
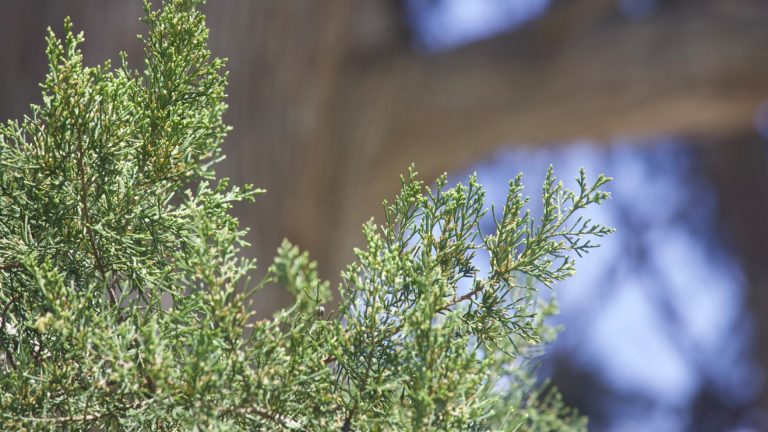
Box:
438, 281, 486, 313
14, 411, 107, 423
323, 281, 488, 366
0, 295, 18, 338
75, 126, 115, 305
341, 407, 356, 432
11, 398, 154, 424
219, 406, 302, 429
0, 295, 18, 369
0, 262, 21, 272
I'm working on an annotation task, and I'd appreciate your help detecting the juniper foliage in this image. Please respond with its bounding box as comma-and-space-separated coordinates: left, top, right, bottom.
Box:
0, 1, 613, 430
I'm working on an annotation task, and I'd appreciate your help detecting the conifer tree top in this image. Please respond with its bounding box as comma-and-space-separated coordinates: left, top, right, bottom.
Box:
0, 1, 612, 430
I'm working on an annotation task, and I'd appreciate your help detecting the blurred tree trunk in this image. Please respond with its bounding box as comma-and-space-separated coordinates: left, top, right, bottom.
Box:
702, 134, 768, 416
2, 0, 768, 319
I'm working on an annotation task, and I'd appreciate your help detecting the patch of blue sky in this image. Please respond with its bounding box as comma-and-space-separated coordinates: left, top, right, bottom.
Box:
406, 0, 550, 52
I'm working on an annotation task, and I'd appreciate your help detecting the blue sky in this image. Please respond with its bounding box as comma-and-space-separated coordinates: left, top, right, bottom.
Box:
406, 0, 550, 51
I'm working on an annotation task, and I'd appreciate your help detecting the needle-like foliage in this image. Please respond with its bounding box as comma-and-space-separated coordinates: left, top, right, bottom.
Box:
0, 1, 613, 430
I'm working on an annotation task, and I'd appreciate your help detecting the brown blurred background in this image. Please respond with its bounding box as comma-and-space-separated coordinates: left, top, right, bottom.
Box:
2, 0, 767, 430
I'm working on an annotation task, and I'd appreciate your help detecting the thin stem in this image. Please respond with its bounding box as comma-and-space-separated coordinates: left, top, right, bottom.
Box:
218, 406, 302, 429
15, 411, 106, 423
74, 126, 115, 305
11, 398, 154, 424
0, 262, 21, 272
324, 279, 491, 367
0, 295, 18, 369
439, 281, 486, 313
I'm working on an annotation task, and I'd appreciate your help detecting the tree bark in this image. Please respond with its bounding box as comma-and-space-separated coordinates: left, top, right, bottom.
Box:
701, 134, 768, 417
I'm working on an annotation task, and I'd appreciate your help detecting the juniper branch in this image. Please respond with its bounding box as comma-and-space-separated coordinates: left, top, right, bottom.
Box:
0, 1, 611, 430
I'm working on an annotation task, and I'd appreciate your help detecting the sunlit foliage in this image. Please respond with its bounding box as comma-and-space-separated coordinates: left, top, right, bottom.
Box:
0, 1, 612, 430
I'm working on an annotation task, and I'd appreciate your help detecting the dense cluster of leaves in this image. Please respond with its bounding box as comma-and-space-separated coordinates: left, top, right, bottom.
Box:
0, 1, 612, 430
